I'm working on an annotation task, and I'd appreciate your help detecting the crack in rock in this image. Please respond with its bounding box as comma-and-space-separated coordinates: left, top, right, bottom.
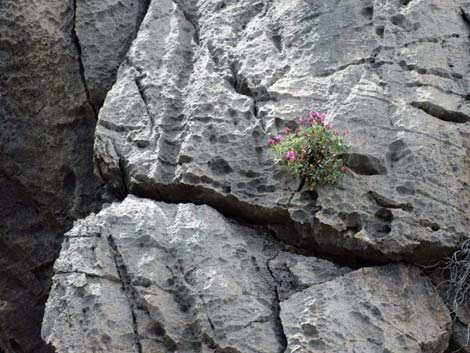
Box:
71, 0, 98, 119
106, 234, 143, 353
266, 251, 288, 353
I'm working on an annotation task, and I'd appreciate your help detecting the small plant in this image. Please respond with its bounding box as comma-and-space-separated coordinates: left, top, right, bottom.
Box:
268, 111, 349, 191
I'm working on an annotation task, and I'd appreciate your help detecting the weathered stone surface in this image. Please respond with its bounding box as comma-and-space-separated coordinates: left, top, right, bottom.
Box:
281, 264, 451, 353
43, 196, 287, 353
2, 0, 467, 350
43, 196, 452, 353
429, 263, 470, 353
76, 0, 151, 108
95, 0, 470, 264
269, 251, 351, 301
0, 1, 100, 351
0, 0, 148, 351
449, 317, 470, 353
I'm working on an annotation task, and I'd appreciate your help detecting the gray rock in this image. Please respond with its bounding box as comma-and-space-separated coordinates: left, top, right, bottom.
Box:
450, 317, 470, 353
280, 264, 452, 353
429, 263, 470, 353
0, 0, 148, 351
269, 251, 351, 301
43, 196, 286, 353
0, 0, 100, 351
43, 196, 452, 353
95, 0, 470, 264
76, 0, 150, 108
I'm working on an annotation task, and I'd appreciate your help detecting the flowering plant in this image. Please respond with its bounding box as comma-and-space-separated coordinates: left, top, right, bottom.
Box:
268, 111, 349, 191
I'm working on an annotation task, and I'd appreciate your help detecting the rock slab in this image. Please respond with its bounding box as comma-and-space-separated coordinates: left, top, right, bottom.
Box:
281, 264, 451, 353
42, 196, 452, 353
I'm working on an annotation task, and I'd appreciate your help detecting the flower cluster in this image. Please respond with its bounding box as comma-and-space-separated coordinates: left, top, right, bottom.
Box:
269, 111, 349, 190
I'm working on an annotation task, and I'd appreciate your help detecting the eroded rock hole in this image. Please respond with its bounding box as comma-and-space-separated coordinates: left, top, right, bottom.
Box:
342, 153, 387, 175
375, 208, 393, 222
387, 139, 411, 167
208, 157, 233, 175
411, 101, 470, 123
391, 14, 405, 26
419, 219, 441, 232
375, 26, 385, 37
361, 6, 374, 20
339, 212, 363, 233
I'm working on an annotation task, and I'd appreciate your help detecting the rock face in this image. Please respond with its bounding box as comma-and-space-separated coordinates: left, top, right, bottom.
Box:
42, 196, 288, 353
281, 265, 451, 353
0, 0, 147, 351
76, 0, 151, 108
94, 0, 470, 264
42, 196, 452, 353
0, 0, 466, 351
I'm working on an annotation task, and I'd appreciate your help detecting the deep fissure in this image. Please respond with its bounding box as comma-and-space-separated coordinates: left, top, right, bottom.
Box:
107, 234, 143, 353
266, 251, 288, 353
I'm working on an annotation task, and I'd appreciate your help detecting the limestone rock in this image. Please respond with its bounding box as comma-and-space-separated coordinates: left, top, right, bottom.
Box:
0, 0, 147, 351
268, 251, 351, 301
280, 264, 452, 353
43, 196, 452, 353
76, 0, 151, 108
95, 0, 470, 264
42, 196, 287, 353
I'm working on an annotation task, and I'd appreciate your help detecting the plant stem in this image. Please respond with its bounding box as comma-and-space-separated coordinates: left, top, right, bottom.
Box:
296, 175, 306, 192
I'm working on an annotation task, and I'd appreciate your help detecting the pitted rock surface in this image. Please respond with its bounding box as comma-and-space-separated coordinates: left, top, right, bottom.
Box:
76, 0, 151, 108
0, 0, 148, 351
43, 196, 289, 353
280, 264, 451, 353
95, 0, 470, 263
268, 251, 351, 301
42, 196, 452, 353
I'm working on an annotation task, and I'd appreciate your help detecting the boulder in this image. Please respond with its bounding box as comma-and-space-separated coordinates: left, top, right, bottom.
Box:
281, 264, 451, 353
95, 0, 470, 264
43, 196, 452, 353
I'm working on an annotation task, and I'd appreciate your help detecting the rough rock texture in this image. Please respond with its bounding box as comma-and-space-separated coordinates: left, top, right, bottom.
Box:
449, 315, 470, 353
269, 250, 351, 301
43, 196, 452, 353
281, 264, 451, 353
42, 196, 289, 353
95, 0, 470, 264
429, 265, 470, 353
0, 0, 463, 350
76, 0, 151, 108
0, 0, 147, 351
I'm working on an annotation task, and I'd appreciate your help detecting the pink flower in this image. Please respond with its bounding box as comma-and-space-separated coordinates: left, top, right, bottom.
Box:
341, 166, 348, 173
285, 149, 296, 160
298, 116, 304, 125
268, 138, 275, 146
285, 127, 291, 134
275, 134, 282, 143
308, 111, 316, 124
317, 113, 326, 124
326, 122, 332, 129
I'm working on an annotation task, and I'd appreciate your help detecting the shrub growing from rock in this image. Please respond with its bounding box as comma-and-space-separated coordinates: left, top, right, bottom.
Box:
269, 111, 349, 191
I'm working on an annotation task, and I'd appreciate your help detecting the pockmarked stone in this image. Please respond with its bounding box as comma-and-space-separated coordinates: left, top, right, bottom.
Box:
95, 0, 470, 264
42, 197, 453, 353
280, 264, 452, 353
